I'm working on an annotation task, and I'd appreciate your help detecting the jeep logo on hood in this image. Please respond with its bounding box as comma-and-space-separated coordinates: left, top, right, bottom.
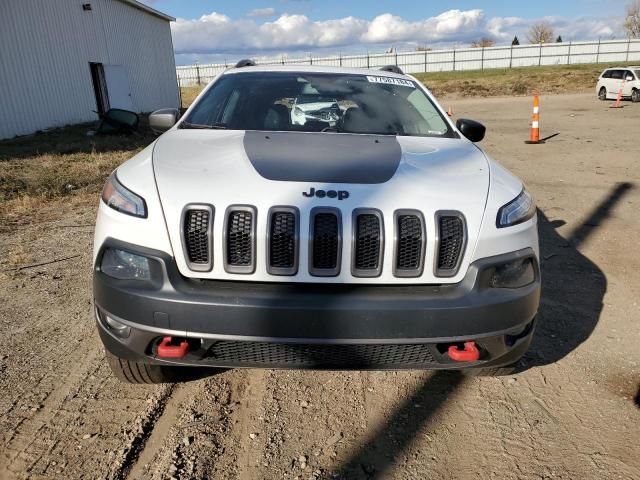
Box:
303, 188, 350, 200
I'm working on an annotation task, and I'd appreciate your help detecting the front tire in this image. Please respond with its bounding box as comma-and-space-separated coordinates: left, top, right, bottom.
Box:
106, 350, 182, 384
632, 89, 640, 103
598, 87, 607, 101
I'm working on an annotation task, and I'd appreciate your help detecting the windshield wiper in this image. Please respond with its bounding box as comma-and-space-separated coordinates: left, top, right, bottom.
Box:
180, 121, 228, 130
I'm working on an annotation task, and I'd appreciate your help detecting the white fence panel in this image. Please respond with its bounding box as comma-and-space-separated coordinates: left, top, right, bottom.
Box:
631, 43, 640, 63
176, 39, 640, 87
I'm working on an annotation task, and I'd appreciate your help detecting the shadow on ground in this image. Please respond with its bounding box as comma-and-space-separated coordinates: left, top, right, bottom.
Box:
330, 181, 634, 479
523, 182, 633, 370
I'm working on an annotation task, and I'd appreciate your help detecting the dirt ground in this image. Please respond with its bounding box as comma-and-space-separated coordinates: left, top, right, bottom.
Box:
1, 93, 639, 480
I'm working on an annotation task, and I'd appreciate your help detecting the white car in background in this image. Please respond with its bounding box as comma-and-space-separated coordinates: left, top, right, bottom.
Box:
93, 62, 540, 383
596, 67, 640, 102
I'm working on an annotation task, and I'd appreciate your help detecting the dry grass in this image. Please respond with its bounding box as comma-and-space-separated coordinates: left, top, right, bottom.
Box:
0, 122, 156, 225
414, 63, 614, 98
6, 243, 34, 268
180, 86, 205, 109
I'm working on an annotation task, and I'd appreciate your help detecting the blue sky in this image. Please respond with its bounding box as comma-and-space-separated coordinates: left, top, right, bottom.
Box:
150, 0, 608, 21
141, 1, 625, 65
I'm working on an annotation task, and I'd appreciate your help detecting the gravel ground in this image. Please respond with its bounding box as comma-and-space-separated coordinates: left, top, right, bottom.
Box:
0, 93, 638, 480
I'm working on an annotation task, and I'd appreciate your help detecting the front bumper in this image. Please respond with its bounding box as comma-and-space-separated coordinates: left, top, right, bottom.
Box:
94, 239, 540, 370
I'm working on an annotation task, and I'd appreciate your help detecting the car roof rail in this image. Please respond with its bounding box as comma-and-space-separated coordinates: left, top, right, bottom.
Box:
380, 65, 404, 75
235, 59, 256, 68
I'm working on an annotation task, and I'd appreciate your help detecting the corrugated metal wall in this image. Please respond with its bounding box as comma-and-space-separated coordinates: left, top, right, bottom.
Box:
0, 0, 179, 139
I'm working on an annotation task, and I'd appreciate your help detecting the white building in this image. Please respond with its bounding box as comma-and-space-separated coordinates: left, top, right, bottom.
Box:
0, 0, 179, 139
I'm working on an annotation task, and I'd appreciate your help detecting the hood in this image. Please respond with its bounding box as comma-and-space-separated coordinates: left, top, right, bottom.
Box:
152, 129, 489, 284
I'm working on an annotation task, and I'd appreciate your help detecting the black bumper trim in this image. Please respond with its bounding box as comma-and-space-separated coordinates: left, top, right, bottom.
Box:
93, 239, 540, 343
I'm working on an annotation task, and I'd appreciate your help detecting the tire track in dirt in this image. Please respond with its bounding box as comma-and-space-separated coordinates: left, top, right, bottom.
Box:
0, 340, 178, 480
227, 370, 269, 480
120, 383, 191, 480
0, 346, 101, 477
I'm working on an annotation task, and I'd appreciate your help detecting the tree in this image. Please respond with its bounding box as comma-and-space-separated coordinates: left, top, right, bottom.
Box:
527, 21, 555, 44
556, 35, 563, 42
512, 36, 520, 46
624, 0, 640, 38
471, 37, 495, 48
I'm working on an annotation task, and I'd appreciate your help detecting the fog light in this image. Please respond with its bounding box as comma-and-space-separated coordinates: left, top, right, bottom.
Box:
104, 313, 131, 338
101, 248, 151, 281
491, 258, 535, 288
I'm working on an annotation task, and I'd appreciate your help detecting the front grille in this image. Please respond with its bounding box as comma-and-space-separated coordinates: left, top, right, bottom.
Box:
206, 341, 437, 367
183, 207, 212, 271
268, 208, 298, 275
184, 205, 466, 280
436, 214, 465, 276
310, 209, 341, 276
353, 211, 383, 277
224, 207, 255, 274
394, 212, 425, 277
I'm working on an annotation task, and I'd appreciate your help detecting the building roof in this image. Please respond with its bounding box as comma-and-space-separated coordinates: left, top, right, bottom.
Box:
118, 0, 175, 22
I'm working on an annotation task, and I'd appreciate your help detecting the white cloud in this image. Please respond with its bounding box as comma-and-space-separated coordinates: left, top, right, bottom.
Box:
171, 9, 622, 60
247, 7, 276, 18
361, 10, 485, 44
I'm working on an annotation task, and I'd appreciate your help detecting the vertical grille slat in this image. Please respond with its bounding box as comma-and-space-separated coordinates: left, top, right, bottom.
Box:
352, 210, 383, 277
313, 215, 338, 269
394, 211, 425, 278
436, 213, 466, 277
309, 208, 341, 277
182, 206, 213, 272
224, 206, 256, 274
267, 207, 299, 276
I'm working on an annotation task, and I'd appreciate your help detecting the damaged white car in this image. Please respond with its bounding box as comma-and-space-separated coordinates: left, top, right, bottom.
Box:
94, 62, 540, 383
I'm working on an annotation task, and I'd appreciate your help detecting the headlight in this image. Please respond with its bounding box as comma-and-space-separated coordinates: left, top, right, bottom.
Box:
496, 188, 536, 228
101, 248, 151, 281
490, 258, 536, 288
101, 172, 147, 218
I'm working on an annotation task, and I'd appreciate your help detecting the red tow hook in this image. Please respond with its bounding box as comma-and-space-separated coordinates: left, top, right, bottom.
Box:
448, 341, 480, 362
157, 336, 189, 359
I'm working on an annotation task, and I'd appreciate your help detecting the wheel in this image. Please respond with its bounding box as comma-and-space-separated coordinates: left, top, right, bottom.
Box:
632, 89, 640, 103
106, 350, 183, 384
598, 87, 607, 101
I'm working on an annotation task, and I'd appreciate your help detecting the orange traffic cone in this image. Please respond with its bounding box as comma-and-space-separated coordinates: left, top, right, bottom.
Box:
610, 79, 625, 109
525, 92, 544, 144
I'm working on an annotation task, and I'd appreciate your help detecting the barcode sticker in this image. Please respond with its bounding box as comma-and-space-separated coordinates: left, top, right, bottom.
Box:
366, 76, 415, 88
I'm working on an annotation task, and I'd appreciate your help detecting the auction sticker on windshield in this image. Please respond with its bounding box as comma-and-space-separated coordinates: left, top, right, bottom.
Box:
366, 76, 415, 88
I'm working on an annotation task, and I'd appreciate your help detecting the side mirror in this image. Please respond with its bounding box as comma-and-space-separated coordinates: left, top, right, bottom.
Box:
456, 118, 486, 143
149, 108, 180, 134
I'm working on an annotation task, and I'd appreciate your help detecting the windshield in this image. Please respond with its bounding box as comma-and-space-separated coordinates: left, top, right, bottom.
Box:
183, 72, 453, 138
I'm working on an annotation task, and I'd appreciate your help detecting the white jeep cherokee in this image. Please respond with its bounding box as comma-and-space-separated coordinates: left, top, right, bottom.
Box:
93, 63, 540, 383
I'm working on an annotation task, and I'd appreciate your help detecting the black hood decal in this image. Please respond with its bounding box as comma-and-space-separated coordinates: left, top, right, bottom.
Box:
243, 131, 402, 184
